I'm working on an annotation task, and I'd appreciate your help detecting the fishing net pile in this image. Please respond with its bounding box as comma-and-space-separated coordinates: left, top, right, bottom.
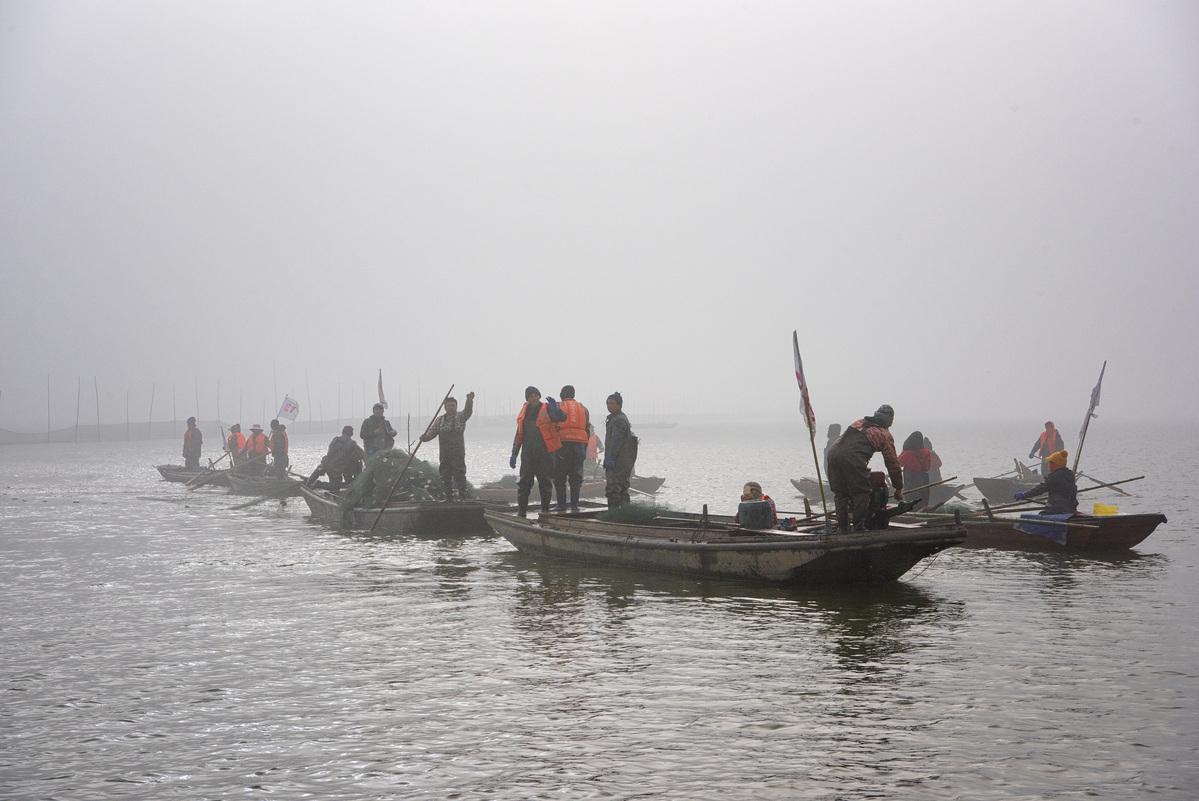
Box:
339, 449, 476, 510
596, 502, 673, 524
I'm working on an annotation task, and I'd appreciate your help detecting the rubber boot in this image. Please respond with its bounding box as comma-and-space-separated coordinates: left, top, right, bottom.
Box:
570, 482, 581, 514
540, 487, 553, 514
517, 491, 529, 518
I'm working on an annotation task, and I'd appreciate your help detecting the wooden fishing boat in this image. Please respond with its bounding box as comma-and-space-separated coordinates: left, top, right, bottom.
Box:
299, 484, 493, 537
474, 474, 666, 503
789, 476, 966, 509
483, 508, 965, 585
971, 475, 1039, 505
901, 510, 1166, 552
227, 474, 302, 497
155, 464, 231, 487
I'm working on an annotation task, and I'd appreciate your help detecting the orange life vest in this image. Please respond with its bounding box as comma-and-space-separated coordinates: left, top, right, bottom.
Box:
587, 433, 602, 460
556, 399, 589, 443
227, 432, 246, 453
514, 402, 562, 453
1037, 427, 1060, 456
243, 431, 269, 455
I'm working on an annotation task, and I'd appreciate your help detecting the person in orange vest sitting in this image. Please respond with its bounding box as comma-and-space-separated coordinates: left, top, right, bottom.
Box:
510, 386, 567, 517
225, 424, 247, 467
239, 423, 270, 476
269, 419, 289, 479
1029, 421, 1065, 476
551, 385, 590, 513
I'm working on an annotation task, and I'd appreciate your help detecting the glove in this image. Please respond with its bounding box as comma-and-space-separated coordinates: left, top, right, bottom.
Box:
545, 397, 560, 412
1028, 450, 1037, 459
1014, 492, 1026, 500
509, 454, 517, 469
603, 457, 615, 470
545, 396, 556, 404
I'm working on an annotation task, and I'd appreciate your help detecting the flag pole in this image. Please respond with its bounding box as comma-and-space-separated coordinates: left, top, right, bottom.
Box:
793, 332, 830, 532
1073, 360, 1106, 472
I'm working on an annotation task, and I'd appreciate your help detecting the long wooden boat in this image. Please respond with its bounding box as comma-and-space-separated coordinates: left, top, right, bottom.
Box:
483, 508, 965, 585
902, 510, 1166, 552
228, 474, 302, 497
155, 463, 232, 487
299, 484, 493, 537
789, 476, 966, 509
474, 474, 666, 503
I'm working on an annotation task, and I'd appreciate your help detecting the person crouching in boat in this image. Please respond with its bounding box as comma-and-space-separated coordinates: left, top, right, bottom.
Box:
826, 404, 904, 532
734, 481, 777, 528
1014, 450, 1077, 515
308, 425, 365, 492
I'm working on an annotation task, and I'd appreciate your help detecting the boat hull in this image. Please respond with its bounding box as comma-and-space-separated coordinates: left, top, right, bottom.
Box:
971, 476, 1039, 505
300, 485, 493, 537
958, 512, 1167, 552
155, 464, 231, 487
484, 510, 965, 585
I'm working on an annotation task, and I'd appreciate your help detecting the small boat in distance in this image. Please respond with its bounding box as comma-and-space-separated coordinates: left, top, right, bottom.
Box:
484, 507, 965, 585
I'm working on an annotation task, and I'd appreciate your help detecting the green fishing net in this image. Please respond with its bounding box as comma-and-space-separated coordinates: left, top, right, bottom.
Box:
596, 502, 673, 524
339, 449, 476, 510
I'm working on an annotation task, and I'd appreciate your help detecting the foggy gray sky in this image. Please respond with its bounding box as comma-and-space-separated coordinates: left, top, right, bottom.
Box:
2, 1, 1197, 433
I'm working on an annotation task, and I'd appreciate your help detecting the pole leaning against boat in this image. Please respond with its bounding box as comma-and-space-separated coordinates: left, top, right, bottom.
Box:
370, 384, 454, 533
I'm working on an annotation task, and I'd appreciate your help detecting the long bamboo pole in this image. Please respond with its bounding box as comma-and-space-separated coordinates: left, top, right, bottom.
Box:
371, 385, 453, 533
74, 377, 81, 443
148, 383, 155, 439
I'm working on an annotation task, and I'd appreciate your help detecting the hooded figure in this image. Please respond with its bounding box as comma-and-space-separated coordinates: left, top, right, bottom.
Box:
825, 405, 902, 532
183, 416, 203, 469
898, 430, 934, 507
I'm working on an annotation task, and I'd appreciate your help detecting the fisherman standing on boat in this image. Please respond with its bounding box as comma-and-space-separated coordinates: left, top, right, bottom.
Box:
826, 404, 903, 532
225, 424, 246, 467
183, 417, 203, 469
551, 385, 590, 513
603, 391, 639, 509
240, 423, 269, 476
419, 391, 475, 502
1029, 421, 1065, 476
898, 431, 933, 508
361, 403, 397, 458
308, 425, 366, 492
823, 423, 841, 476
269, 419, 289, 479
511, 386, 567, 517
1015, 450, 1078, 514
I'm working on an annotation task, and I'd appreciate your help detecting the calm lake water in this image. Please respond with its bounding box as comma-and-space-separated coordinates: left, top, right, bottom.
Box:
1, 419, 1196, 800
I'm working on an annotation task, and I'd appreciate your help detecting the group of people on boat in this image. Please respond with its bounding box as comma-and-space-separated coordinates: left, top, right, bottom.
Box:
508, 386, 637, 517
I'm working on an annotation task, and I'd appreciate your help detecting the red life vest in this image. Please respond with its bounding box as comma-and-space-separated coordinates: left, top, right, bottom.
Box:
270, 429, 288, 454
243, 431, 269, 455
227, 432, 246, 453
514, 402, 562, 453
587, 433, 602, 460
556, 399, 589, 443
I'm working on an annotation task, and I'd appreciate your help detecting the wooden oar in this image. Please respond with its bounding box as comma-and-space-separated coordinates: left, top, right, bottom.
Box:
1077, 472, 1134, 497
900, 476, 958, 497
371, 385, 453, 533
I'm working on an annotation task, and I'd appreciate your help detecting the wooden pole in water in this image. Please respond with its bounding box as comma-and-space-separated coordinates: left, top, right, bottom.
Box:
238, 388, 243, 427
216, 378, 221, 428
305, 370, 312, 435
148, 383, 155, 439
96, 377, 101, 441
126, 391, 130, 440
74, 377, 81, 443
194, 376, 200, 425
46, 375, 50, 443
172, 383, 176, 439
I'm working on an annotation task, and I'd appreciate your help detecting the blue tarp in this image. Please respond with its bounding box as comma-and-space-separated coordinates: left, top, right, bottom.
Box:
1014, 513, 1074, 544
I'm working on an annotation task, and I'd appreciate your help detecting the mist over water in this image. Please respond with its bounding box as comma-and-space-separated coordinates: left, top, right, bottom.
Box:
2, 420, 1196, 799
